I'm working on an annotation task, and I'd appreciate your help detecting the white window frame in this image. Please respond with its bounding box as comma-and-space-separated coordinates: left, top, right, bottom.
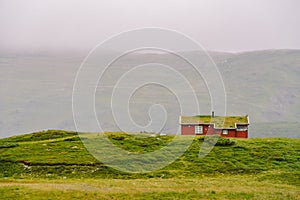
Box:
222, 129, 228, 135
195, 126, 203, 134
237, 125, 248, 131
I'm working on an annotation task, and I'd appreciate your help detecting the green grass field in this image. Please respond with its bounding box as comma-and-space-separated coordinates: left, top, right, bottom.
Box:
0, 130, 299, 199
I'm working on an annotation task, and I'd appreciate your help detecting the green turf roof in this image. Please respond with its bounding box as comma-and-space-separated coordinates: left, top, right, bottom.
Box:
180, 115, 249, 129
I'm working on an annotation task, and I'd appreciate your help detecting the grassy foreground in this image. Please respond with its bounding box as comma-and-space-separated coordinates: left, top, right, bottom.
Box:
0, 130, 299, 199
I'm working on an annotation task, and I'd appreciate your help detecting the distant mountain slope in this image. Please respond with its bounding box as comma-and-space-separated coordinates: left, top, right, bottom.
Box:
0, 50, 299, 138
215, 50, 300, 138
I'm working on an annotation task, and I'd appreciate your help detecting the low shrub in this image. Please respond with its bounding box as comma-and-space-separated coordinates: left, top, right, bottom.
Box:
215, 138, 236, 146
198, 136, 236, 146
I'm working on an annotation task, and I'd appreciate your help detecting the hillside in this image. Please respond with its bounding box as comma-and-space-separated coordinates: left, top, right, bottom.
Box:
1, 49, 300, 138
0, 130, 299, 199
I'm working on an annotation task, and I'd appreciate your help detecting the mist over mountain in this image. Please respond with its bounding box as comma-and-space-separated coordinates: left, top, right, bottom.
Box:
0, 49, 299, 138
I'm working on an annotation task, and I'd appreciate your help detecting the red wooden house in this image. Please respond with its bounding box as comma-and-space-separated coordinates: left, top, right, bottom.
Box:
180, 113, 249, 138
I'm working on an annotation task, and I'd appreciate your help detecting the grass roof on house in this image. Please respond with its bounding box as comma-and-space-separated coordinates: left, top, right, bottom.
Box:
180, 115, 248, 129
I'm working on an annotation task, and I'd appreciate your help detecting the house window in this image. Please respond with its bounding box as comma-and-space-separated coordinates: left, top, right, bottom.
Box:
237, 125, 248, 131
222, 130, 228, 135
195, 126, 203, 134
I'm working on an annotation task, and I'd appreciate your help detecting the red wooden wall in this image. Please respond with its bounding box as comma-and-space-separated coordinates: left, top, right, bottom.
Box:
181, 124, 248, 138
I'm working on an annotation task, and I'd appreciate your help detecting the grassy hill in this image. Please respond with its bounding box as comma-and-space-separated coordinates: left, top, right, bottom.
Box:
0, 130, 299, 199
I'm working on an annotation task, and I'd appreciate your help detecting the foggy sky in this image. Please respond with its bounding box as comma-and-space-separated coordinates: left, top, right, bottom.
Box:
0, 0, 299, 53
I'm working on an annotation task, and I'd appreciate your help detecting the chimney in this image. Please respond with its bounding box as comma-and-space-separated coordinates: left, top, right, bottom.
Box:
212, 111, 215, 118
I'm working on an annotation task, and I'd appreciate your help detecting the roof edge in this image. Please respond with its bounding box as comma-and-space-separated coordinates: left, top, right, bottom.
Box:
179, 115, 249, 129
